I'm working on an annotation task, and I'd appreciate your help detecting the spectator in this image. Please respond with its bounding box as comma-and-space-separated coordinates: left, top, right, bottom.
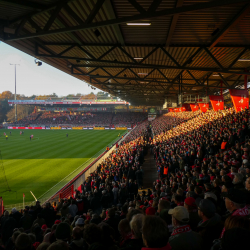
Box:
70, 227, 85, 250
120, 214, 144, 250
55, 222, 71, 243
220, 228, 250, 250
20, 209, 33, 231
196, 199, 223, 250
141, 216, 171, 250
15, 233, 32, 250
184, 197, 200, 231
168, 206, 202, 250
33, 214, 46, 228
118, 219, 132, 247
232, 173, 245, 190
158, 199, 170, 213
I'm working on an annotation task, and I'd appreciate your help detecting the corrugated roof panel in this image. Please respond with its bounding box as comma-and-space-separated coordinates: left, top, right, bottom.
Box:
220, 12, 250, 45
171, 3, 244, 45
191, 49, 218, 68
210, 47, 245, 68
0, 3, 34, 21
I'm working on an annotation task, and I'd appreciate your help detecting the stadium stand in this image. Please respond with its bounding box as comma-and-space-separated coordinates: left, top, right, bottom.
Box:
1, 108, 250, 250
12, 112, 147, 128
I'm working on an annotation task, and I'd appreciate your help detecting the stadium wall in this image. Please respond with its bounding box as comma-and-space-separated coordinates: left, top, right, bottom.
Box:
7, 126, 132, 130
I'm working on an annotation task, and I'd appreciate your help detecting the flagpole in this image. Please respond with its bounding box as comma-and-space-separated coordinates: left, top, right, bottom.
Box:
23, 193, 25, 210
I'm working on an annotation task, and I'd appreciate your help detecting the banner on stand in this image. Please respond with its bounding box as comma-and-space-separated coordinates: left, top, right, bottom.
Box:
209, 95, 224, 111
198, 103, 209, 113
182, 104, 191, 111
229, 89, 249, 112
190, 104, 199, 112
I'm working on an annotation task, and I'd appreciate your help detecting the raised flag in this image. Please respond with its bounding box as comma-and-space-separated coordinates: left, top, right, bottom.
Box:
229, 89, 249, 112
199, 103, 209, 113
209, 95, 224, 111
190, 104, 199, 112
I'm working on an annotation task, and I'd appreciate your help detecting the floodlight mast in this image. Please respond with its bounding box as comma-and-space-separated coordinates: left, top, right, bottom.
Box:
10, 63, 20, 123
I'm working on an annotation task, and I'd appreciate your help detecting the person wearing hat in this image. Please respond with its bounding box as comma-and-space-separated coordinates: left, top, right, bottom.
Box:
220, 188, 249, 238
168, 206, 202, 250
75, 218, 85, 230
184, 197, 200, 231
145, 207, 156, 216
196, 199, 223, 250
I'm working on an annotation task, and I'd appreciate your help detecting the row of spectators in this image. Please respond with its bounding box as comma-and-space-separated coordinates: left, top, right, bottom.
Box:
112, 113, 147, 127
1, 107, 250, 250
14, 112, 147, 128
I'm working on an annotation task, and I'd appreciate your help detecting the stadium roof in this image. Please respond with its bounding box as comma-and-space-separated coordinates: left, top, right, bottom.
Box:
0, 0, 250, 105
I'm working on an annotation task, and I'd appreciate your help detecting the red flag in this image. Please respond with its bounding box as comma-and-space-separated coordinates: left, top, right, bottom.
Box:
199, 103, 209, 113
190, 104, 199, 112
23, 193, 25, 198
209, 95, 224, 111
229, 89, 249, 112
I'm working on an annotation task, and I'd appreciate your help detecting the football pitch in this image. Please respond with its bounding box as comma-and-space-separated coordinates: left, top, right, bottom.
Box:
0, 129, 126, 206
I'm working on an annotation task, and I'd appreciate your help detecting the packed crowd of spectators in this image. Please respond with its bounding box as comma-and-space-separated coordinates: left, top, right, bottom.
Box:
111, 112, 147, 128
1, 107, 250, 250
33, 112, 114, 127
13, 112, 146, 128
11, 113, 40, 126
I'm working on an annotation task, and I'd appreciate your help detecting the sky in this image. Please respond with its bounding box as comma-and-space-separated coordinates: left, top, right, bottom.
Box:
0, 42, 99, 97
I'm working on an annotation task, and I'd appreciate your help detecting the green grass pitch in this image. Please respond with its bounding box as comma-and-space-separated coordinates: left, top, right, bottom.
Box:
0, 129, 126, 206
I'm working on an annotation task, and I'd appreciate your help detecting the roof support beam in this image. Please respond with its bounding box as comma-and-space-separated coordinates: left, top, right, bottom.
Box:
98, 46, 117, 60
0, 0, 47, 11
102, 0, 125, 46
165, 0, 184, 47
139, 47, 159, 64
218, 73, 230, 87
166, 47, 204, 90
85, 0, 106, 24
43, 4, 63, 31
63, 4, 84, 25
227, 48, 248, 69
127, 0, 146, 14
72, 74, 241, 89
160, 46, 181, 66
58, 45, 75, 56
5, 0, 248, 41
148, 0, 163, 13
41, 42, 250, 48
210, 4, 250, 47
157, 69, 170, 82
118, 46, 138, 63
28, 17, 42, 32
204, 47, 224, 70
15, 18, 28, 35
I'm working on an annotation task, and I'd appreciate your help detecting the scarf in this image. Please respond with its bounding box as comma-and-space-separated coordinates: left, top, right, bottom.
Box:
171, 225, 191, 236
221, 206, 249, 238
120, 232, 133, 247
